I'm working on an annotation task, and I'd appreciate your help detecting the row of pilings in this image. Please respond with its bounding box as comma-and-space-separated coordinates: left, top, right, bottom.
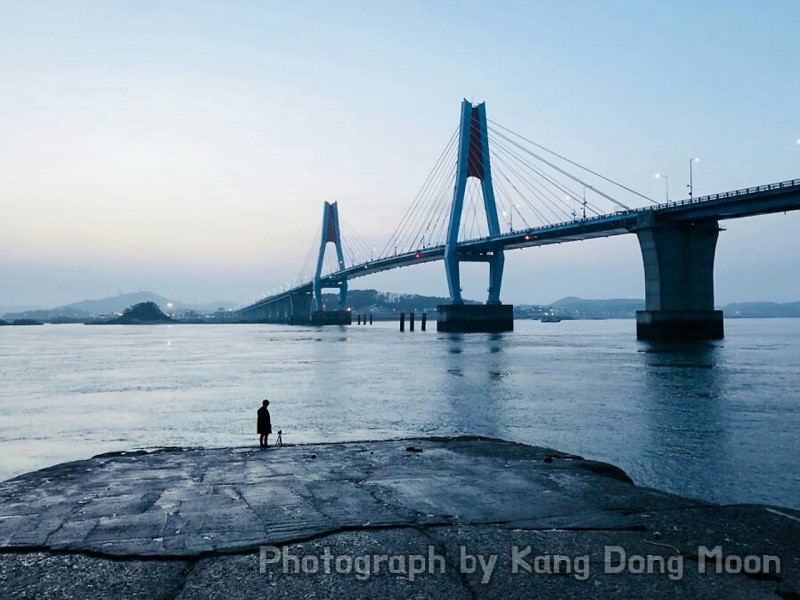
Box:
354, 312, 428, 331
399, 312, 427, 332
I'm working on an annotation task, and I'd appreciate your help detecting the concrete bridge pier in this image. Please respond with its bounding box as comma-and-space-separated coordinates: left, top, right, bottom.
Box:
288, 290, 312, 325
280, 298, 290, 321
634, 213, 723, 340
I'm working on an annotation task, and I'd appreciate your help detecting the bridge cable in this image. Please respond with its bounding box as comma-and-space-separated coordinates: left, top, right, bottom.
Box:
489, 129, 620, 215
490, 145, 573, 223
380, 126, 459, 257
488, 127, 634, 211
424, 162, 458, 248
408, 134, 461, 250
380, 131, 456, 256
296, 221, 323, 285
339, 215, 375, 264
489, 163, 538, 228
487, 120, 657, 206
399, 139, 460, 253
489, 134, 606, 218
491, 156, 557, 226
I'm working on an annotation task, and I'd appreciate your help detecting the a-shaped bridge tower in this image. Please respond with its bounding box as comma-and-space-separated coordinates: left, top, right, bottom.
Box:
438, 100, 513, 331
311, 201, 351, 325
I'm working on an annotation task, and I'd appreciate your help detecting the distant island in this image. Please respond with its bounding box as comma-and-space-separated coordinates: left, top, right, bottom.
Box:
4, 290, 800, 323
1, 291, 236, 324
0, 318, 43, 326
101, 302, 175, 325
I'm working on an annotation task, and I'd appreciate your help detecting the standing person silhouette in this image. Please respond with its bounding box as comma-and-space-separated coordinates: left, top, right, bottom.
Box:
257, 400, 272, 448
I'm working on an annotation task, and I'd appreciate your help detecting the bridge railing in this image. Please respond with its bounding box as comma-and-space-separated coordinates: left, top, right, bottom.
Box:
645, 178, 800, 212
419, 176, 800, 247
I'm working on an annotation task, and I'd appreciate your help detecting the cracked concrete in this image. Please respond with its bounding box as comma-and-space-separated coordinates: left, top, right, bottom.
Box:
0, 437, 797, 598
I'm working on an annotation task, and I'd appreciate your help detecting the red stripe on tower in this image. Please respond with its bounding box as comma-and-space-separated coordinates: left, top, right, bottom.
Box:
467, 105, 484, 179
324, 204, 338, 243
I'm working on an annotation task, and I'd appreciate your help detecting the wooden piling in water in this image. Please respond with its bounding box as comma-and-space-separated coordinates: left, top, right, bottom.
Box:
421, 312, 427, 331
400, 312, 405, 332
410, 311, 415, 332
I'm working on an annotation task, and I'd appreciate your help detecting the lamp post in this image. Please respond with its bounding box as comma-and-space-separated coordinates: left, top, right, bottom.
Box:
688, 157, 700, 200
655, 173, 669, 203
582, 187, 587, 219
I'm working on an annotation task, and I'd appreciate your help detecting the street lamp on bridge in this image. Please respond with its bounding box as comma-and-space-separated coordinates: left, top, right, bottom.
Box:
688, 157, 700, 200
655, 173, 669, 203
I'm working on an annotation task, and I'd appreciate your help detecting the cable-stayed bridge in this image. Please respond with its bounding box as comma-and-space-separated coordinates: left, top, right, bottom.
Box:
237, 100, 800, 339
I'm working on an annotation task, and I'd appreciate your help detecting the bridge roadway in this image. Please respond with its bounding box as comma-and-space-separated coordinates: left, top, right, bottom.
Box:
239, 178, 800, 318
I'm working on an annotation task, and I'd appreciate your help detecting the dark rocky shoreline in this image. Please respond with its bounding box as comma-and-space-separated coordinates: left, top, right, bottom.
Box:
0, 437, 797, 598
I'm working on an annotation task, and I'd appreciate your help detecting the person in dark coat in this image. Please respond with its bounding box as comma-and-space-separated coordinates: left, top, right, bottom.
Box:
257, 399, 272, 448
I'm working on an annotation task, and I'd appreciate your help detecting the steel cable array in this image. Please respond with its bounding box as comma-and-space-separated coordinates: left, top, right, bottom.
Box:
280, 116, 656, 295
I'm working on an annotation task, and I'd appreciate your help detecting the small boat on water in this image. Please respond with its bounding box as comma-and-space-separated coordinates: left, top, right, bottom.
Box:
540, 314, 563, 323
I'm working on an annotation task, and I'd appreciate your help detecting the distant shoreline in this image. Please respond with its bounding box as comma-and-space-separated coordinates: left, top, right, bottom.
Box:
5, 289, 800, 323
5, 314, 800, 327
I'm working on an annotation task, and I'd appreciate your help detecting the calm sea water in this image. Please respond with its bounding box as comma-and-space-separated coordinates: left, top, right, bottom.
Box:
0, 319, 798, 509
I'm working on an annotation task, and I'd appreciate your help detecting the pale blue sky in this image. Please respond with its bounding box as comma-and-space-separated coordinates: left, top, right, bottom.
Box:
1, 0, 798, 308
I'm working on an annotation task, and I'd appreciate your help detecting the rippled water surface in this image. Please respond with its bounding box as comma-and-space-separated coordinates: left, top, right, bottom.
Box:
1, 319, 798, 509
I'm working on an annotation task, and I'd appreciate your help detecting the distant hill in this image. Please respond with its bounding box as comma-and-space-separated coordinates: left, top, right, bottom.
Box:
64, 292, 235, 315
725, 301, 800, 318
543, 297, 800, 319
550, 297, 645, 319
0, 307, 91, 322
103, 302, 175, 325
5, 289, 800, 322
321, 289, 478, 313
0, 304, 42, 315
2, 292, 238, 321
66, 292, 173, 315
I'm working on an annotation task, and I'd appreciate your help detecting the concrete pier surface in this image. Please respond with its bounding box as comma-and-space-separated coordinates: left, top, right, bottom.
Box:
0, 437, 797, 598
436, 304, 514, 332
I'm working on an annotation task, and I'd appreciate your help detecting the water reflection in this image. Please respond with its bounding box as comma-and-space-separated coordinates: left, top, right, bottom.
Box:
439, 333, 510, 440
1, 320, 797, 508
635, 340, 731, 501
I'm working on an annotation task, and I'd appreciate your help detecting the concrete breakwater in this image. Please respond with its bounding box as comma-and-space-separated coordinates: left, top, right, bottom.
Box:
0, 437, 797, 598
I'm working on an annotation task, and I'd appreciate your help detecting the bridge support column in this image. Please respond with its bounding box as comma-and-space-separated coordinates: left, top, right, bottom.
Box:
635, 214, 723, 340
311, 201, 351, 326
280, 298, 288, 321
289, 290, 313, 325
439, 100, 512, 333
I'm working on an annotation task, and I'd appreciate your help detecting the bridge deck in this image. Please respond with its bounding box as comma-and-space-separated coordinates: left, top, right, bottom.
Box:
239, 178, 800, 315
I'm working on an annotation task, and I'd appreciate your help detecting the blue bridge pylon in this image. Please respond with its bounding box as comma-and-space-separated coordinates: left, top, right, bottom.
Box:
445, 100, 505, 305
313, 201, 348, 311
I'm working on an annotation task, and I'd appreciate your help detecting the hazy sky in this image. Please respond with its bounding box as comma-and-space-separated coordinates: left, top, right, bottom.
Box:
1, 0, 799, 309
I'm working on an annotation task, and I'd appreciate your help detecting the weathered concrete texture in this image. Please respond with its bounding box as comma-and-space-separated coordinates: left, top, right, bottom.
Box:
0, 438, 645, 557
0, 437, 798, 598
0, 552, 190, 599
